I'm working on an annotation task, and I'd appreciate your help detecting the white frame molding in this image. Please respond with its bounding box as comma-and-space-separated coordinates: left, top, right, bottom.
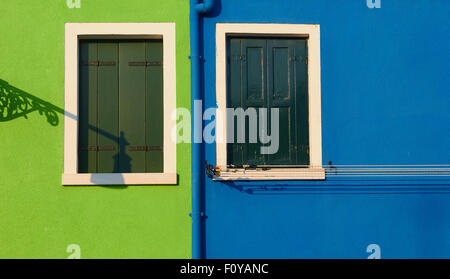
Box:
62, 23, 177, 185
215, 23, 324, 180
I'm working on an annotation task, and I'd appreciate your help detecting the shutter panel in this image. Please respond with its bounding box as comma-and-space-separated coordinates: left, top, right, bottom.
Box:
241, 38, 266, 166
78, 40, 98, 173
267, 39, 296, 165
293, 39, 310, 166
145, 40, 164, 172
79, 39, 165, 174
227, 38, 243, 166
97, 41, 119, 173
119, 41, 147, 173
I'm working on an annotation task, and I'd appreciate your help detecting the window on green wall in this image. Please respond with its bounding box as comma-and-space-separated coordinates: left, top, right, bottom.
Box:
78, 39, 164, 174
63, 23, 177, 186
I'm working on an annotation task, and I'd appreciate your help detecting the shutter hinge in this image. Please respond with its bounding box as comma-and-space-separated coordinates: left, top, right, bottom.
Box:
128, 61, 163, 66
147, 61, 163, 66
128, 146, 163, 152
84, 61, 116, 66
290, 56, 308, 64
81, 146, 115, 151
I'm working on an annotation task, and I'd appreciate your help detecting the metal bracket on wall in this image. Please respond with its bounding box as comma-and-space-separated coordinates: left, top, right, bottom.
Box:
328, 161, 337, 174
205, 161, 221, 178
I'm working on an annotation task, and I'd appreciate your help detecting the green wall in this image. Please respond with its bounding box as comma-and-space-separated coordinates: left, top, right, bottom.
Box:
0, 0, 191, 258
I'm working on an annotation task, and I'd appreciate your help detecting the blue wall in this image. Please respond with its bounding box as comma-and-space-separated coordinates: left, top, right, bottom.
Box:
201, 0, 450, 258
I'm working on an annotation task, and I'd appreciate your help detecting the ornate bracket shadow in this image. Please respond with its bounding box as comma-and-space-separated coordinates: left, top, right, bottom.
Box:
0, 79, 63, 126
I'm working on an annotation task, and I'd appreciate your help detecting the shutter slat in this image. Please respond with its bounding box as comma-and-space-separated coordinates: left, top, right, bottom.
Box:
227, 38, 243, 166
145, 40, 164, 173
241, 39, 267, 166
119, 41, 147, 173
97, 41, 119, 173
293, 39, 310, 166
267, 39, 296, 165
78, 40, 98, 173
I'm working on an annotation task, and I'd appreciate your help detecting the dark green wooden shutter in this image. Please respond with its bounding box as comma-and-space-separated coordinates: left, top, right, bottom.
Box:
79, 40, 98, 173
145, 41, 164, 173
227, 38, 243, 166
227, 38, 309, 167
292, 39, 310, 166
228, 38, 267, 166
97, 41, 119, 173
241, 39, 266, 166
119, 41, 147, 173
267, 39, 297, 165
78, 39, 164, 174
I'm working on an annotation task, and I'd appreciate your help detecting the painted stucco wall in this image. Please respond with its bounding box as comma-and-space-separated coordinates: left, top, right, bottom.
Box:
201, 0, 450, 258
0, 0, 191, 258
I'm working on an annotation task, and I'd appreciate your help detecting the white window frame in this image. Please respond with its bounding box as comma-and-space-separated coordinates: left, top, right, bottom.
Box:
215, 23, 325, 180
62, 23, 177, 185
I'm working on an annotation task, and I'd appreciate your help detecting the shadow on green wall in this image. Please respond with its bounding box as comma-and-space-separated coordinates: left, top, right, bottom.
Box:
0, 78, 63, 126
0, 78, 131, 188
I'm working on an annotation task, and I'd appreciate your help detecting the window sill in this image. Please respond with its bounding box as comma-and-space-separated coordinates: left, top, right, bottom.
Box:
62, 173, 177, 186
213, 168, 325, 181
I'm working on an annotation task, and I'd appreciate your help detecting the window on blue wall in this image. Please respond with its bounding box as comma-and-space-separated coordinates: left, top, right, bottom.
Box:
226, 37, 310, 167
215, 24, 323, 180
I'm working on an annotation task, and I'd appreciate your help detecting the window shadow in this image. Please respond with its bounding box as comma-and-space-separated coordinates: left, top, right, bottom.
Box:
114, 131, 132, 173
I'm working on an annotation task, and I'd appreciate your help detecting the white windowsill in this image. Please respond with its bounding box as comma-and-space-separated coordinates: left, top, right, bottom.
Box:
213, 168, 325, 181
62, 173, 177, 186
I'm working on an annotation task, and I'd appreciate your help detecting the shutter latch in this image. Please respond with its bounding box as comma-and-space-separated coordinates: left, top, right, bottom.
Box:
231, 55, 246, 62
